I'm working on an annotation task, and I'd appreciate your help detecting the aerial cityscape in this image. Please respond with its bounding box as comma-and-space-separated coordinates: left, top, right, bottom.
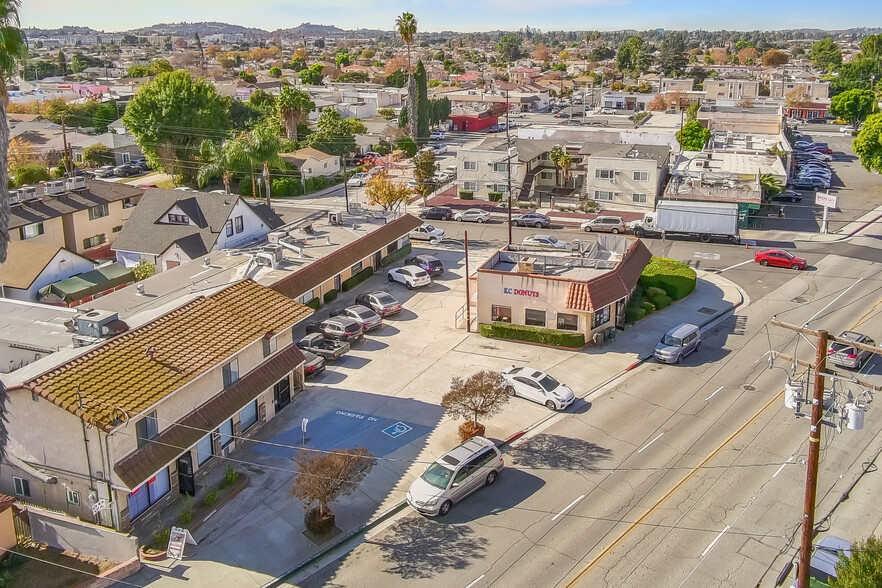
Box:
1, 3, 882, 587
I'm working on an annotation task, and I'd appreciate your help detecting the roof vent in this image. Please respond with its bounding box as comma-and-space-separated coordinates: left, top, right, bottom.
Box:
136, 284, 146, 296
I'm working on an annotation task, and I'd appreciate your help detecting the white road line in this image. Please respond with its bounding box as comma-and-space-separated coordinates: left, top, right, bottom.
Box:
701, 525, 731, 557
552, 495, 586, 521
805, 278, 863, 325
717, 259, 753, 273
638, 433, 664, 454
465, 575, 485, 588
705, 386, 724, 401
772, 455, 795, 478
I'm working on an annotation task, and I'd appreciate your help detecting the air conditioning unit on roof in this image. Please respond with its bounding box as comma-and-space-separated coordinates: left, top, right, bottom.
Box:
8, 189, 21, 204
65, 176, 86, 191
44, 180, 65, 195
18, 186, 38, 201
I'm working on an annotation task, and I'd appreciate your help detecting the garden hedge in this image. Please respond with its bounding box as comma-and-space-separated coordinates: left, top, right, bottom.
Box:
342, 267, 374, 291
639, 257, 697, 300
488, 191, 503, 202
305, 298, 321, 311
380, 243, 412, 266
459, 190, 474, 199
323, 290, 338, 304
651, 293, 672, 310
479, 322, 585, 348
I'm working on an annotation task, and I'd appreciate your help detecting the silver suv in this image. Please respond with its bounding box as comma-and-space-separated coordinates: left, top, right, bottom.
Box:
406, 436, 503, 517
581, 216, 626, 234
828, 331, 875, 369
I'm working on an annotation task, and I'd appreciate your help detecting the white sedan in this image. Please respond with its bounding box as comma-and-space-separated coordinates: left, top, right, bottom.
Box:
501, 366, 575, 410
410, 224, 445, 242
454, 208, 491, 223
522, 234, 567, 249
387, 265, 431, 289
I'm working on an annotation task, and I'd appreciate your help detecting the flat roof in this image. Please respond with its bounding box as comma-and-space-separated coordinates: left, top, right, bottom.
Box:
0, 299, 78, 356
481, 235, 629, 281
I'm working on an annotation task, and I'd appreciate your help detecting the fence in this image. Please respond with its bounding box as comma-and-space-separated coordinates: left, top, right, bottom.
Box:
26, 505, 139, 563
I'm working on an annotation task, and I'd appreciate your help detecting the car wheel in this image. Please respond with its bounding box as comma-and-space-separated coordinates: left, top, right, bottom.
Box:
534, 222, 542, 228
583, 226, 592, 232
505, 385, 516, 396
676, 354, 683, 364
406, 282, 413, 290
699, 234, 711, 243
439, 500, 452, 516
611, 228, 620, 234
485, 471, 497, 486
457, 217, 463, 222
695, 341, 702, 352
388, 274, 394, 282
760, 260, 768, 266
477, 218, 485, 223
791, 263, 800, 270
545, 400, 557, 410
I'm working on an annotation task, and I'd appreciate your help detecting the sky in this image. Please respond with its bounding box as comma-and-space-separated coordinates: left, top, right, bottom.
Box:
20, 0, 881, 34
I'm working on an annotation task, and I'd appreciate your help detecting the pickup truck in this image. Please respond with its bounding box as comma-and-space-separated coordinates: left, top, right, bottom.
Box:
296, 333, 350, 361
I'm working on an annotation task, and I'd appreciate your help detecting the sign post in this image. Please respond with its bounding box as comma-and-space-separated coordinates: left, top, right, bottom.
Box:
815, 192, 839, 234
301, 417, 309, 446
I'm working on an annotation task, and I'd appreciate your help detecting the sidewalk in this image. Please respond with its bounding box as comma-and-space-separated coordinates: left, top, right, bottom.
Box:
128, 265, 745, 588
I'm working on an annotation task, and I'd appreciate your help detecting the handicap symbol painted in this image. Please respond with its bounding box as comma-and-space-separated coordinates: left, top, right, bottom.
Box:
382, 422, 413, 438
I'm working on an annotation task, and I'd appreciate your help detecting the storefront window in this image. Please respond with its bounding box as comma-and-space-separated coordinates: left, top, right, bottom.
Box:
491, 305, 512, 322
127, 467, 171, 520
591, 306, 611, 329
219, 419, 234, 448
196, 434, 213, 466
239, 401, 258, 431
525, 309, 546, 327
557, 313, 579, 331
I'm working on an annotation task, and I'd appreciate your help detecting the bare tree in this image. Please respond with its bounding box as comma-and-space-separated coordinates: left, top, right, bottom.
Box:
441, 370, 510, 441
291, 447, 376, 534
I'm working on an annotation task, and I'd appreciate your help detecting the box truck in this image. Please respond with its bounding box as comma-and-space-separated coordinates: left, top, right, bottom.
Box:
630, 201, 740, 243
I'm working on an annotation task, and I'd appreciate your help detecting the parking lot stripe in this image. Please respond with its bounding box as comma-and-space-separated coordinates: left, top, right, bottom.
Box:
552, 495, 586, 521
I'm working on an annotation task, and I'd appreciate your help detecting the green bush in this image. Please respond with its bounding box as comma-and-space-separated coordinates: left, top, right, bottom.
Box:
488, 191, 503, 202
645, 286, 667, 299
372, 144, 391, 155
239, 177, 253, 196
177, 495, 193, 525
459, 190, 475, 199
272, 177, 303, 196
381, 242, 411, 266
342, 267, 374, 291
150, 527, 171, 551
203, 487, 218, 507
323, 289, 338, 304
624, 306, 645, 324
651, 293, 672, 310
223, 465, 240, 488
51, 165, 65, 179
478, 322, 585, 348
12, 163, 50, 187
641, 301, 655, 314
304, 297, 321, 310
304, 176, 328, 193
639, 257, 697, 300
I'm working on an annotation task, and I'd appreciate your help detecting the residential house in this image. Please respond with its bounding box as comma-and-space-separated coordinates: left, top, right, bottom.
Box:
0, 241, 95, 302
509, 67, 542, 85
659, 78, 694, 93
582, 144, 671, 212
71, 133, 143, 167
280, 147, 341, 181
8, 179, 144, 260
769, 76, 830, 100
0, 279, 312, 531
600, 91, 656, 112
456, 136, 525, 200
112, 189, 284, 272
703, 79, 761, 101
697, 104, 784, 134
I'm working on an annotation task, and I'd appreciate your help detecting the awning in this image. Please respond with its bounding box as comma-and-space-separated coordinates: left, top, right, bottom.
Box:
113, 345, 305, 489
37, 263, 133, 304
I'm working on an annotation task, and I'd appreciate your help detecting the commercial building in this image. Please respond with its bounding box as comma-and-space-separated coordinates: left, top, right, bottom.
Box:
476, 236, 652, 343
703, 79, 761, 101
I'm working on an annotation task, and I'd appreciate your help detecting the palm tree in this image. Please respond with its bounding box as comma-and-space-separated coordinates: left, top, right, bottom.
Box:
395, 12, 417, 74
197, 140, 235, 194
276, 86, 315, 141
228, 125, 285, 200
759, 173, 783, 200
0, 0, 28, 265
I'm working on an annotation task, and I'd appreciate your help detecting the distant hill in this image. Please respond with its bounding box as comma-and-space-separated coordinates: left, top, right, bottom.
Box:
24, 26, 100, 37
127, 21, 268, 36
275, 23, 346, 37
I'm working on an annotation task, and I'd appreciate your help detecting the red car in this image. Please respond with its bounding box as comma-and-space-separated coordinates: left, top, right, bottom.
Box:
754, 249, 807, 270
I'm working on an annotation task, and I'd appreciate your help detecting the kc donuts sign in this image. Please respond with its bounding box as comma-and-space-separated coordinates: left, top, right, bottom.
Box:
503, 287, 540, 297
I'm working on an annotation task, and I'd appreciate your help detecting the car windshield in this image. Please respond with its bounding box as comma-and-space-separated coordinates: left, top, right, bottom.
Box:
421, 463, 454, 489
830, 342, 854, 353
662, 335, 683, 347
414, 270, 429, 278
375, 294, 396, 305
537, 375, 560, 391
355, 309, 376, 320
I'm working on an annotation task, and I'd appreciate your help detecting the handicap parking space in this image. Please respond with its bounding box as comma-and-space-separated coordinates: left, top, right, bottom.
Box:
255, 407, 432, 459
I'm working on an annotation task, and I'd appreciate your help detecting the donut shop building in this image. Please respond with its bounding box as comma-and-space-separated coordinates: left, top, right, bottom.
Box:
475, 235, 652, 341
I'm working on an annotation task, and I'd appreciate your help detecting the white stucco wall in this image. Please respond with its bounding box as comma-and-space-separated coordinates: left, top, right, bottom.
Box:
4, 250, 95, 302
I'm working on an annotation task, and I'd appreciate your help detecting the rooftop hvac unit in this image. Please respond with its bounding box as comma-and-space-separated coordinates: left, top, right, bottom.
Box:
267, 231, 286, 245
518, 258, 536, 273
74, 310, 125, 338
44, 180, 65, 195
8, 189, 21, 204
65, 176, 86, 191
328, 211, 343, 226
263, 244, 284, 263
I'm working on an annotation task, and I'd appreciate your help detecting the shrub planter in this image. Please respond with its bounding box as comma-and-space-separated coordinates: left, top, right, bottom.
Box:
458, 421, 486, 442
139, 546, 167, 562
479, 322, 585, 348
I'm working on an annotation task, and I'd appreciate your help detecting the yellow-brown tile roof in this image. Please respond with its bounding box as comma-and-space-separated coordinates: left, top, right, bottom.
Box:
24, 280, 313, 431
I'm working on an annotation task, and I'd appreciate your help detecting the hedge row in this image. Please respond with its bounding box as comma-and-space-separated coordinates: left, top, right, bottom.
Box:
479, 322, 585, 348
380, 242, 412, 266
304, 298, 321, 311
488, 191, 503, 202
639, 257, 696, 300
459, 190, 474, 199
323, 290, 338, 304
342, 267, 374, 292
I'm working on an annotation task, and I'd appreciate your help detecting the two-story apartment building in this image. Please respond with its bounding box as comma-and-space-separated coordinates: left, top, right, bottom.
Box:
659, 78, 694, 93
0, 280, 312, 532
582, 144, 670, 212
703, 79, 761, 101
769, 77, 830, 100
8, 179, 144, 260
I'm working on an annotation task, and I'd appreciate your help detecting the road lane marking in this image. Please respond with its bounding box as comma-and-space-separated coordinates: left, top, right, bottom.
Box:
716, 259, 753, 273
805, 278, 863, 324
552, 495, 586, 521
701, 525, 731, 557
772, 455, 795, 478
638, 433, 664, 454
705, 387, 724, 401
562, 388, 786, 588
465, 574, 485, 588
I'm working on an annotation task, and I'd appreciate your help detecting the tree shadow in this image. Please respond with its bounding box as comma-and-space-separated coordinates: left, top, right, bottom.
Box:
369, 517, 489, 580
507, 434, 613, 472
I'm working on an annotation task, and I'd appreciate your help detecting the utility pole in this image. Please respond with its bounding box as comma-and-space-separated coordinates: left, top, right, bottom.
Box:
505, 88, 513, 246
61, 114, 71, 176
464, 231, 471, 332
341, 153, 350, 214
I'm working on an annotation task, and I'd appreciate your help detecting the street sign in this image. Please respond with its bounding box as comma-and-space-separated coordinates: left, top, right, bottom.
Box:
166, 526, 197, 560
815, 193, 839, 208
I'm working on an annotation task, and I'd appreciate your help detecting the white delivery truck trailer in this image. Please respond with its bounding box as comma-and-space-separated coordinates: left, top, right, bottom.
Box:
630, 201, 740, 243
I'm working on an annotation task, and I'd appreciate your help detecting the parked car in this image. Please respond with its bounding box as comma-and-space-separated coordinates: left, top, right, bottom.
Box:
554, 112, 570, 118
771, 191, 803, 203
132, 158, 152, 172
454, 208, 491, 223
405, 254, 444, 276
581, 215, 626, 234
432, 143, 448, 155
600, 107, 617, 115
511, 212, 551, 228
654, 323, 701, 364
789, 180, 822, 190
489, 124, 501, 132
754, 249, 807, 270
419, 206, 453, 221
522, 234, 568, 249
305, 317, 364, 342
388, 265, 431, 289
302, 350, 326, 378
501, 366, 575, 410
429, 131, 445, 141
355, 291, 402, 317
805, 118, 827, 124
434, 171, 453, 183
113, 164, 140, 177
297, 334, 350, 361
330, 305, 383, 331
93, 165, 116, 178
347, 172, 369, 187
409, 223, 445, 242
406, 436, 503, 517
828, 331, 875, 369
444, 164, 457, 176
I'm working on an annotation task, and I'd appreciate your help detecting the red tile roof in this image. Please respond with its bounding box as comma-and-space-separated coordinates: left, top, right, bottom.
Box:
565, 239, 652, 312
